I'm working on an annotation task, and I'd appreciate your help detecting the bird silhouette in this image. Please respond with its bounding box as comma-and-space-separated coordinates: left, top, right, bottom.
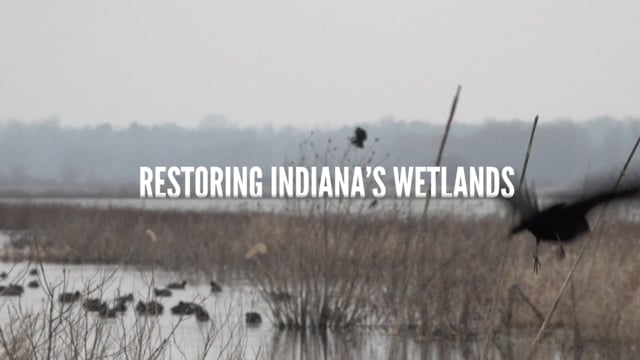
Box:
0, 284, 24, 296
59, 291, 81, 303
154, 288, 172, 297
99, 307, 119, 319
245, 312, 262, 325
83, 299, 108, 312
171, 301, 199, 315
166, 280, 187, 290
113, 299, 128, 313
195, 307, 210, 322
350, 127, 367, 148
506, 178, 640, 273
210, 281, 222, 292
114, 293, 134, 303
135, 300, 163, 316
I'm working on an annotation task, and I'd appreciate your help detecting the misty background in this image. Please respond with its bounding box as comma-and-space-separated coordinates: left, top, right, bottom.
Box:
2, 2, 639, 198
2, 2, 640, 128
1, 116, 639, 197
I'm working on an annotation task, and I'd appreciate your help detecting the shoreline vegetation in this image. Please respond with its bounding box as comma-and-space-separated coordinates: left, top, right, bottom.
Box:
1, 201, 640, 357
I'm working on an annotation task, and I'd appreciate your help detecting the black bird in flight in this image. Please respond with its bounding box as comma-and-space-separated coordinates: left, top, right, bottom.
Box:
505, 179, 640, 273
350, 127, 367, 148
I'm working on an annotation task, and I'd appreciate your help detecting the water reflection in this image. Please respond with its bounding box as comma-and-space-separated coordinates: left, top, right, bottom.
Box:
269, 329, 503, 360
267, 329, 639, 359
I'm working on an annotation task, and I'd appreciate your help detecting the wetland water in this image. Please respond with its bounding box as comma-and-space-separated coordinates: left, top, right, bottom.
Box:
0, 262, 504, 359
0, 262, 630, 359
0, 198, 638, 359
0, 197, 504, 217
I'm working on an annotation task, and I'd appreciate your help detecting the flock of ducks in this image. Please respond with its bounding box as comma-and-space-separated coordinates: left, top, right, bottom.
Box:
0, 270, 29, 296
0, 269, 263, 325
0, 127, 360, 327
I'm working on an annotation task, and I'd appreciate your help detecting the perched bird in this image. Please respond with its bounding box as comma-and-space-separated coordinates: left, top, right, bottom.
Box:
210, 281, 222, 293
0, 271, 7, 280
350, 127, 367, 148
27, 280, 39, 289
506, 179, 640, 273
154, 288, 172, 297
166, 281, 187, 290
59, 291, 81, 303
29, 268, 38, 276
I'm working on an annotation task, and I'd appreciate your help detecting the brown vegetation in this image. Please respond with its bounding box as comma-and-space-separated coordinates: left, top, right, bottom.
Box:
1, 201, 640, 351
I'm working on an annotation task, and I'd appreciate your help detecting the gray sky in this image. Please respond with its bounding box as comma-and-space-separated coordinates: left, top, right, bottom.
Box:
1, 1, 639, 128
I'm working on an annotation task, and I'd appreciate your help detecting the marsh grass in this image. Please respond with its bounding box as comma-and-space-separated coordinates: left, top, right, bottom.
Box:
0, 204, 251, 278
1, 201, 639, 347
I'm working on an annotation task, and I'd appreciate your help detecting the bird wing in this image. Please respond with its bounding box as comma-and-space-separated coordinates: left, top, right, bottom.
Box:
566, 185, 640, 216
504, 184, 541, 234
502, 183, 540, 219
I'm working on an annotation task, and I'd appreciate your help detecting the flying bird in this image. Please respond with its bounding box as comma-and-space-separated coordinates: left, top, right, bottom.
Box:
350, 127, 367, 148
505, 178, 640, 273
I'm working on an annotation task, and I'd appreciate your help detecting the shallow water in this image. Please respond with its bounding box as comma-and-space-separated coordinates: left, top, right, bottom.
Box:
0, 261, 272, 358
3, 196, 638, 223
1, 262, 638, 359
0, 197, 505, 218
0, 261, 442, 359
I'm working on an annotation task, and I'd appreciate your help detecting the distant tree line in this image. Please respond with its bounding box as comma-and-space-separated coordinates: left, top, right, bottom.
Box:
0, 115, 639, 195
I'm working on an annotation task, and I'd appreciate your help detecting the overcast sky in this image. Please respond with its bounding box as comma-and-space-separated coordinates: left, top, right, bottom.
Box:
1, 1, 638, 128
